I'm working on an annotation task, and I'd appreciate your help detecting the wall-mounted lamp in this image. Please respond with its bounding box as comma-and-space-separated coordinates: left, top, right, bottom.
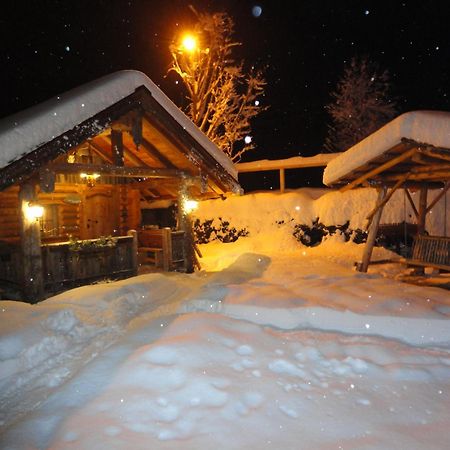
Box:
80, 172, 100, 188
26, 202, 44, 222
183, 199, 199, 213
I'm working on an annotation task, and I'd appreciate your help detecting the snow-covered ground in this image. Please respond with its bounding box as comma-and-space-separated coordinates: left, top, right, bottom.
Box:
1, 189, 450, 449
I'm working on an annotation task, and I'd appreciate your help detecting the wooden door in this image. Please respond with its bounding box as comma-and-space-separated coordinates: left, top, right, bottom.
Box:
82, 192, 116, 239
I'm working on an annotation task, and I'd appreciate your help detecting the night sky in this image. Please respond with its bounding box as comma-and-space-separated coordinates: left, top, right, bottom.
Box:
2, 1, 449, 187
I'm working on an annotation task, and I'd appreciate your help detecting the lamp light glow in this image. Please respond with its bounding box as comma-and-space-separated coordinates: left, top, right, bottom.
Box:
183, 199, 199, 213
80, 172, 100, 187
26, 203, 44, 221
182, 34, 197, 52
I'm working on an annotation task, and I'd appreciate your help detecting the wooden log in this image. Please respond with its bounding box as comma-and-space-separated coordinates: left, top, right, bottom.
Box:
177, 184, 195, 273
357, 186, 387, 273
128, 229, 138, 275
417, 184, 428, 235
161, 227, 172, 271
111, 129, 124, 167
19, 183, 44, 302
340, 147, 417, 192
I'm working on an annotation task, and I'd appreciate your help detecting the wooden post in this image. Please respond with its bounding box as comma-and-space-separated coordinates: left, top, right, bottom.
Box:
161, 227, 172, 271
279, 168, 285, 193
417, 184, 428, 235
111, 129, 124, 166
128, 229, 138, 275
357, 186, 387, 273
177, 183, 195, 273
19, 183, 44, 302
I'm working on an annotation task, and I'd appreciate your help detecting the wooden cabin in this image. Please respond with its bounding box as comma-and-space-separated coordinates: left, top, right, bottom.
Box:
0, 70, 241, 302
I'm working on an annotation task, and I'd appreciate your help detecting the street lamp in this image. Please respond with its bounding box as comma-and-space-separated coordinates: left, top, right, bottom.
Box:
181, 34, 197, 52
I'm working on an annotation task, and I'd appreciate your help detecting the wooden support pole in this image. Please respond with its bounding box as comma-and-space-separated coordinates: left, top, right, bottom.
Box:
404, 188, 419, 219
365, 174, 409, 224
417, 184, 428, 235
357, 186, 387, 273
177, 183, 195, 273
161, 227, 172, 271
111, 129, 124, 166
279, 168, 285, 193
19, 183, 44, 302
127, 229, 138, 276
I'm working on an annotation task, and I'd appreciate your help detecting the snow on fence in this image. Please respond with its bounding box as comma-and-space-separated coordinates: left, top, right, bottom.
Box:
235, 154, 341, 192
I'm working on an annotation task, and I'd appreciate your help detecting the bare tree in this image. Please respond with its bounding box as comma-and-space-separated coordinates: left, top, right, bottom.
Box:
169, 9, 267, 162
325, 56, 398, 152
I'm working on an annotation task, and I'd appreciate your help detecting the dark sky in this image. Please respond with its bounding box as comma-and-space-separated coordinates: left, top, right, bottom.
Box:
1, 0, 449, 187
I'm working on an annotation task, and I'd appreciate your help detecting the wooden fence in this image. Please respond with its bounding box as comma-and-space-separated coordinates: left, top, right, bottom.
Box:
0, 233, 138, 300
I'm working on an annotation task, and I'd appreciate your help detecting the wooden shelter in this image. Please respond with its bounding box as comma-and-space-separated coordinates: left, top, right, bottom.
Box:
323, 110, 450, 272
0, 71, 240, 302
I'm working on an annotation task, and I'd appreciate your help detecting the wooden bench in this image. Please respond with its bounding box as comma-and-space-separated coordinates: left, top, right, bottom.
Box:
404, 234, 450, 272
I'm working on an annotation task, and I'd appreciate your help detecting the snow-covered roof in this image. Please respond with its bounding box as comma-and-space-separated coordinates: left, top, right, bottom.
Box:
323, 110, 450, 186
0, 70, 237, 178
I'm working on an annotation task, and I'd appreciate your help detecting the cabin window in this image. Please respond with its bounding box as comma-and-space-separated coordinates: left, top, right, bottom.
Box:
40, 204, 60, 238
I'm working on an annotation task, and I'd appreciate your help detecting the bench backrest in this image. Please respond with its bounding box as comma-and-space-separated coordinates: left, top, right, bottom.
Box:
412, 235, 450, 266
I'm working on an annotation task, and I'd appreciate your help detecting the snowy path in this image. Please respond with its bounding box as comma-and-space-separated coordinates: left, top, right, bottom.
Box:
1, 251, 450, 449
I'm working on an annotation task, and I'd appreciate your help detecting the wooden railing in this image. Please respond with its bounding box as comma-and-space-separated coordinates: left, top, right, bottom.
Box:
138, 228, 186, 271
0, 242, 22, 288
42, 234, 138, 293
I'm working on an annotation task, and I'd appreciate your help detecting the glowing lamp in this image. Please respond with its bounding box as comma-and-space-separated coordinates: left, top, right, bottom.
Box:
26, 203, 44, 221
182, 34, 197, 52
80, 172, 100, 187
183, 199, 199, 213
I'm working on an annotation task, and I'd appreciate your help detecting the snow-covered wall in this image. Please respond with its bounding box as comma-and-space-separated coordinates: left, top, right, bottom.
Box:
193, 187, 450, 241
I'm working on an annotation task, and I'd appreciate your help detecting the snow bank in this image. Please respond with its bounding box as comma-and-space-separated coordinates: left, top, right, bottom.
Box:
324, 110, 450, 185
10, 312, 450, 449
0, 273, 193, 429
0, 70, 236, 179
1, 191, 450, 448
195, 187, 450, 241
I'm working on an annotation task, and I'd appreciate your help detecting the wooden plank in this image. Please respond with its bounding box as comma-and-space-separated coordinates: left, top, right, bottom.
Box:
340, 147, 418, 192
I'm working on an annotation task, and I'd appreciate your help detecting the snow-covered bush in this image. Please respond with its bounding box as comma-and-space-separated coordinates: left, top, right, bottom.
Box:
193, 218, 249, 244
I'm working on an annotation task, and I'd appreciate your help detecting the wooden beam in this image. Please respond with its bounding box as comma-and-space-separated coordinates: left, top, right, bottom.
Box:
417, 184, 428, 235
405, 188, 419, 219
111, 129, 124, 166
89, 141, 113, 164
340, 147, 418, 192
177, 182, 195, 273
140, 136, 177, 169
39, 168, 56, 193
426, 181, 450, 213
421, 147, 450, 163
49, 163, 185, 179
357, 186, 388, 273
366, 173, 409, 224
